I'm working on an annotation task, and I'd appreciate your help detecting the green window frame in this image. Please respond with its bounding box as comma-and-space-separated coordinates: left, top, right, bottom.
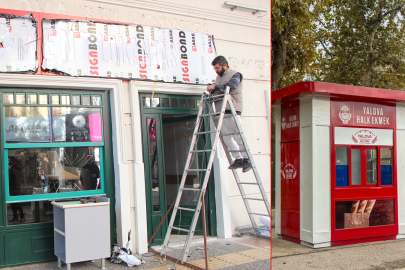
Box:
3, 91, 107, 203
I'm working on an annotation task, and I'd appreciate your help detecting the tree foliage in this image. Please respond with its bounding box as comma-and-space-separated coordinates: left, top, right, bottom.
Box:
315, 0, 405, 89
271, 0, 320, 90
272, 0, 405, 90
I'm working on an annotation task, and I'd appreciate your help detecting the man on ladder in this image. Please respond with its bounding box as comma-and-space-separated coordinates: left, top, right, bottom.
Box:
207, 55, 251, 173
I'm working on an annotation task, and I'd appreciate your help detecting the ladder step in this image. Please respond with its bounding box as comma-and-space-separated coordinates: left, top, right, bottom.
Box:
250, 213, 269, 216
191, 150, 212, 153
181, 187, 202, 191
207, 94, 225, 98
222, 132, 240, 136
201, 112, 220, 117
176, 207, 196, 212
257, 227, 270, 231
186, 169, 208, 172
228, 150, 246, 152
238, 182, 259, 185
172, 226, 190, 233
243, 198, 264, 201
196, 131, 217, 135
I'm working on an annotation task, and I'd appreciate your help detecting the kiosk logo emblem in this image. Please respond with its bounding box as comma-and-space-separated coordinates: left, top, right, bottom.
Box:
281, 164, 297, 180
352, 130, 377, 144
281, 117, 286, 130
339, 105, 351, 124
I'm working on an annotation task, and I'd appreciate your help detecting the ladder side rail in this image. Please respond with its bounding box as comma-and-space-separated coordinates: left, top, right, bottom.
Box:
160, 93, 206, 255
218, 133, 260, 231
226, 98, 271, 216
180, 88, 232, 263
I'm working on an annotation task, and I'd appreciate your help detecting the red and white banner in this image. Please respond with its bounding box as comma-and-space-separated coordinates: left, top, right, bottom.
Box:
334, 127, 393, 146
42, 19, 217, 84
331, 100, 396, 128
0, 13, 37, 73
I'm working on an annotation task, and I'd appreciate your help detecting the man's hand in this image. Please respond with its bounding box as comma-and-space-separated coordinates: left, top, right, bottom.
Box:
206, 84, 215, 93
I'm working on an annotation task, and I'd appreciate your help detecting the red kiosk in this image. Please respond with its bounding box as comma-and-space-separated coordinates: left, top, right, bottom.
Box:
272, 82, 405, 247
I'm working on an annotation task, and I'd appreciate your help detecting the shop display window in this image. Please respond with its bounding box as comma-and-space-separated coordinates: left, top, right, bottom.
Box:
3, 92, 106, 210
335, 199, 395, 229
335, 146, 393, 187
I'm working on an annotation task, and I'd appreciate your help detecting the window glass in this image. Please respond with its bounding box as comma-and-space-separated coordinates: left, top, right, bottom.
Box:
351, 149, 362, 185
179, 99, 187, 108
39, 94, 48, 104
61, 95, 70, 105
4, 94, 14, 104
143, 97, 160, 107
161, 98, 169, 107
335, 199, 394, 229
16, 94, 25, 104
367, 149, 377, 185
148, 118, 160, 211
52, 107, 103, 142
381, 148, 392, 185
336, 147, 349, 187
92, 95, 102, 106
27, 94, 37, 104
83, 95, 91, 105
8, 147, 102, 197
5, 107, 51, 143
7, 200, 54, 225
170, 98, 178, 108
72, 95, 81, 105
187, 99, 195, 108
51, 95, 60, 105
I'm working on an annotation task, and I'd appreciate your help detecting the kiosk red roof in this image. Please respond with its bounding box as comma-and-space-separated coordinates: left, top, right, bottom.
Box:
272, 81, 405, 103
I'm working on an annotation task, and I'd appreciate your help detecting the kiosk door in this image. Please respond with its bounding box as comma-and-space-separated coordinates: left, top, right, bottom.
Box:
281, 141, 300, 240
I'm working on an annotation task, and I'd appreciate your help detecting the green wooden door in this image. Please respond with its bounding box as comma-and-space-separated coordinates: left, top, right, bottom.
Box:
141, 95, 217, 246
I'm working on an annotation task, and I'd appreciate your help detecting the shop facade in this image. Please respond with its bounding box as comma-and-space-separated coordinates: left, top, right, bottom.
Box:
0, 0, 270, 267
273, 81, 405, 247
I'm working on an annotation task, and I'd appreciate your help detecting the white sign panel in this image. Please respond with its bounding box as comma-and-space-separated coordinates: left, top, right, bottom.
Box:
42, 19, 217, 84
0, 14, 37, 73
335, 127, 393, 146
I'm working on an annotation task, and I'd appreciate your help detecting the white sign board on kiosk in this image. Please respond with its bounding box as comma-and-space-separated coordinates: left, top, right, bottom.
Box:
42, 19, 217, 84
334, 127, 393, 146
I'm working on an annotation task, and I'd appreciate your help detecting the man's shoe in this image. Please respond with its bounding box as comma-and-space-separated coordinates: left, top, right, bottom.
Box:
9, 216, 18, 222
228, 159, 243, 170
243, 159, 252, 173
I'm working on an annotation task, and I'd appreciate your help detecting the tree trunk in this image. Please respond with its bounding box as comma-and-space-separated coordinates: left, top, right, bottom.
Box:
271, 17, 287, 91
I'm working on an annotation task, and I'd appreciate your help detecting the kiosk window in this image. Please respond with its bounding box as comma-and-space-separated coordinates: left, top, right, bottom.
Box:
336, 147, 349, 187
366, 149, 378, 185
351, 149, 361, 186
381, 148, 392, 185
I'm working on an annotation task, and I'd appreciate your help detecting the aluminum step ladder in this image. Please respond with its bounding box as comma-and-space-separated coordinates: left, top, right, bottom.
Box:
160, 86, 271, 264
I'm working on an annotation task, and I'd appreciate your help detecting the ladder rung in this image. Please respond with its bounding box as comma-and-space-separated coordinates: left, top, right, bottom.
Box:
181, 187, 202, 191
250, 213, 269, 216
191, 150, 212, 153
243, 198, 264, 201
172, 226, 190, 233
238, 182, 259, 185
201, 113, 220, 117
222, 132, 240, 136
207, 94, 225, 98
186, 169, 208, 172
228, 150, 246, 152
196, 131, 217, 135
176, 207, 196, 212
257, 227, 270, 231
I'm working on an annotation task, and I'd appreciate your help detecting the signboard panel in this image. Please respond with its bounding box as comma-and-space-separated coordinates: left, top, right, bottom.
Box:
334, 127, 393, 146
42, 19, 217, 84
0, 13, 37, 73
331, 100, 396, 128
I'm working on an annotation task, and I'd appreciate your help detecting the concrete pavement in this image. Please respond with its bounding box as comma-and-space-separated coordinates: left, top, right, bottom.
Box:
7, 234, 269, 270
273, 229, 405, 270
